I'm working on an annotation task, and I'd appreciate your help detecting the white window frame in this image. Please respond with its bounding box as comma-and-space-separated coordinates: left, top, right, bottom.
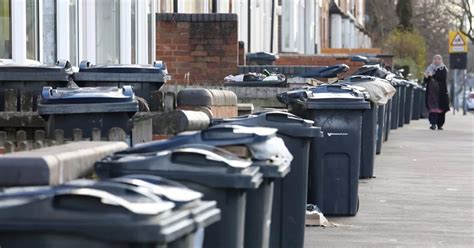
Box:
78, 0, 96, 63
217, 0, 229, 13
120, 0, 132, 64
56, 0, 71, 62
304, 0, 315, 54
11, 0, 42, 64
281, 0, 298, 53
136, 0, 148, 64
232, 0, 248, 52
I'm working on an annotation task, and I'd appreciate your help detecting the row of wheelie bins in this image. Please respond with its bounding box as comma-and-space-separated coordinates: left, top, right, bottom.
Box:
0, 61, 427, 248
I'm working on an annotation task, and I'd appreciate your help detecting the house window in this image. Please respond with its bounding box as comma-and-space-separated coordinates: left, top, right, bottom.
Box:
0, 0, 12, 59
26, 0, 39, 60
96, 0, 120, 64
282, 0, 297, 52
178, 0, 210, 13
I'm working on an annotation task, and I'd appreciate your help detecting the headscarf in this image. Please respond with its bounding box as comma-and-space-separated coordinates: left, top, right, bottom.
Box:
425, 55, 448, 76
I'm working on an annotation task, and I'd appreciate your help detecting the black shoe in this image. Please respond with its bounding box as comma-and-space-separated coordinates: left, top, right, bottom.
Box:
430, 125, 436, 130
438, 127, 444, 130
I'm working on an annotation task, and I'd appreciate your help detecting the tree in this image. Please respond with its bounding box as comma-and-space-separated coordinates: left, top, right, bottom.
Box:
383, 29, 427, 78
365, 0, 399, 47
446, 0, 474, 44
412, 0, 457, 65
396, 0, 413, 30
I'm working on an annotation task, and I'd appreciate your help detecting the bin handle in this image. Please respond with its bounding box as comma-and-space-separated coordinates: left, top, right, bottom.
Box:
264, 112, 305, 124
53, 188, 173, 215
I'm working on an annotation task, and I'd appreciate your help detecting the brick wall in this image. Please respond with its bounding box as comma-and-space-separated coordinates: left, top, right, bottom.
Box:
156, 14, 239, 85
275, 54, 365, 78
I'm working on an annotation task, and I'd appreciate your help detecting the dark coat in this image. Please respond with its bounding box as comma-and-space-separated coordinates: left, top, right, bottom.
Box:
424, 67, 450, 113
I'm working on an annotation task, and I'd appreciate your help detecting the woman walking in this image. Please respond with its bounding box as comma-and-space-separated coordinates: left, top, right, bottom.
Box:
424, 54, 450, 130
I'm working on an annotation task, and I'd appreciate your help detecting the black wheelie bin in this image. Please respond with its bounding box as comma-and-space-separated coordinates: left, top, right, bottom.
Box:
278, 84, 370, 216
412, 85, 422, 120
37, 86, 138, 144
0, 178, 200, 248
62, 175, 221, 248
404, 81, 416, 124
95, 145, 262, 248
97, 125, 293, 248
211, 111, 323, 248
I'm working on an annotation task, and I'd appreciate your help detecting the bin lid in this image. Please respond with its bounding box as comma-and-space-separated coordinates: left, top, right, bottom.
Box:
352, 64, 389, 79
246, 52, 279, 61
38, 86, 139, 114
74, 60, 168, 82
122, 124, 292, 166
0, 60, 73, 82
304, 84, 371, 110
211, 111, 323, 138
64, 176, 220, 229
295, 64, 349, 79
95, 144, 263, 189
0, 183, 197, 244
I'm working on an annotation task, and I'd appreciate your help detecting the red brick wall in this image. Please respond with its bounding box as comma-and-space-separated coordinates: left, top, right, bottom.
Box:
156, 14, 239, 85
275, 54, 365, 78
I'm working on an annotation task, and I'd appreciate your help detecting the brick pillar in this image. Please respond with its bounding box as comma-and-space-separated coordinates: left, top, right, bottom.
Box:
156, 14, 239, 85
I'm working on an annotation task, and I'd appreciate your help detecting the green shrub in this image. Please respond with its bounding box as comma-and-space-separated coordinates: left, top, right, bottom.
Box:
384, 29, 427, 78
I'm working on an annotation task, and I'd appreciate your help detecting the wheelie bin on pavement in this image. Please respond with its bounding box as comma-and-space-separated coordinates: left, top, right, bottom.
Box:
390, 79, 402, 129
376, 103, 385, 154
211, 111, 323, 248
37, 86, 139, 144
95, 145, 262, 248
278, 84, 370, 216
412, 85, 422, 120
0, 177, 205, 248
73, 61, 168, 110
404, 81, 416, 124
384, 98, 392, 141
398, 81, 407, 127
62, 175, 221, 248
97, 125, 293, 248
339, 75, 395, 177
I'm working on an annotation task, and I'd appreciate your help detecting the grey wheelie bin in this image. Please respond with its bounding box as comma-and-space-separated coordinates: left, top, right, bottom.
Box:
62, 175, 221, 248
111, 125, 292, 248
420, 87, 428, 118
211, 111, 323, 248
390, 79, 401, 129
384, 98, 392, 141
339, 76, 389, 179
398, 81, 407, 127
376, 103, 385, 154
404, 81, 416, 124
38, 86, 138, 144
0, 60, 72, 112
278, 85, 370, 216
0, 178, 200, 248
73, 61, 168, 111
95, 145, 262, 248
97, 125, 292, 248
412, 85, 422, 120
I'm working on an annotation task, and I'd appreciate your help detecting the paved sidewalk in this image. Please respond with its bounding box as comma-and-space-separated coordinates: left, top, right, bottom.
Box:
305, 112, 474, 247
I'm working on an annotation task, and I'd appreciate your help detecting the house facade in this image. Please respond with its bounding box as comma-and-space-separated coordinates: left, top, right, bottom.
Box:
0, 0, 372, 66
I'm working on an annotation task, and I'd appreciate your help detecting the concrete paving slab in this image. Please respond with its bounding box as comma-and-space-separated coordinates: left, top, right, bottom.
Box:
305, 112, 474, 247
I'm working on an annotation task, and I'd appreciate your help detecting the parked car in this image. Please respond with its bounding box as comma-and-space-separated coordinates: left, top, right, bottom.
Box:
467, 92, 474, 110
